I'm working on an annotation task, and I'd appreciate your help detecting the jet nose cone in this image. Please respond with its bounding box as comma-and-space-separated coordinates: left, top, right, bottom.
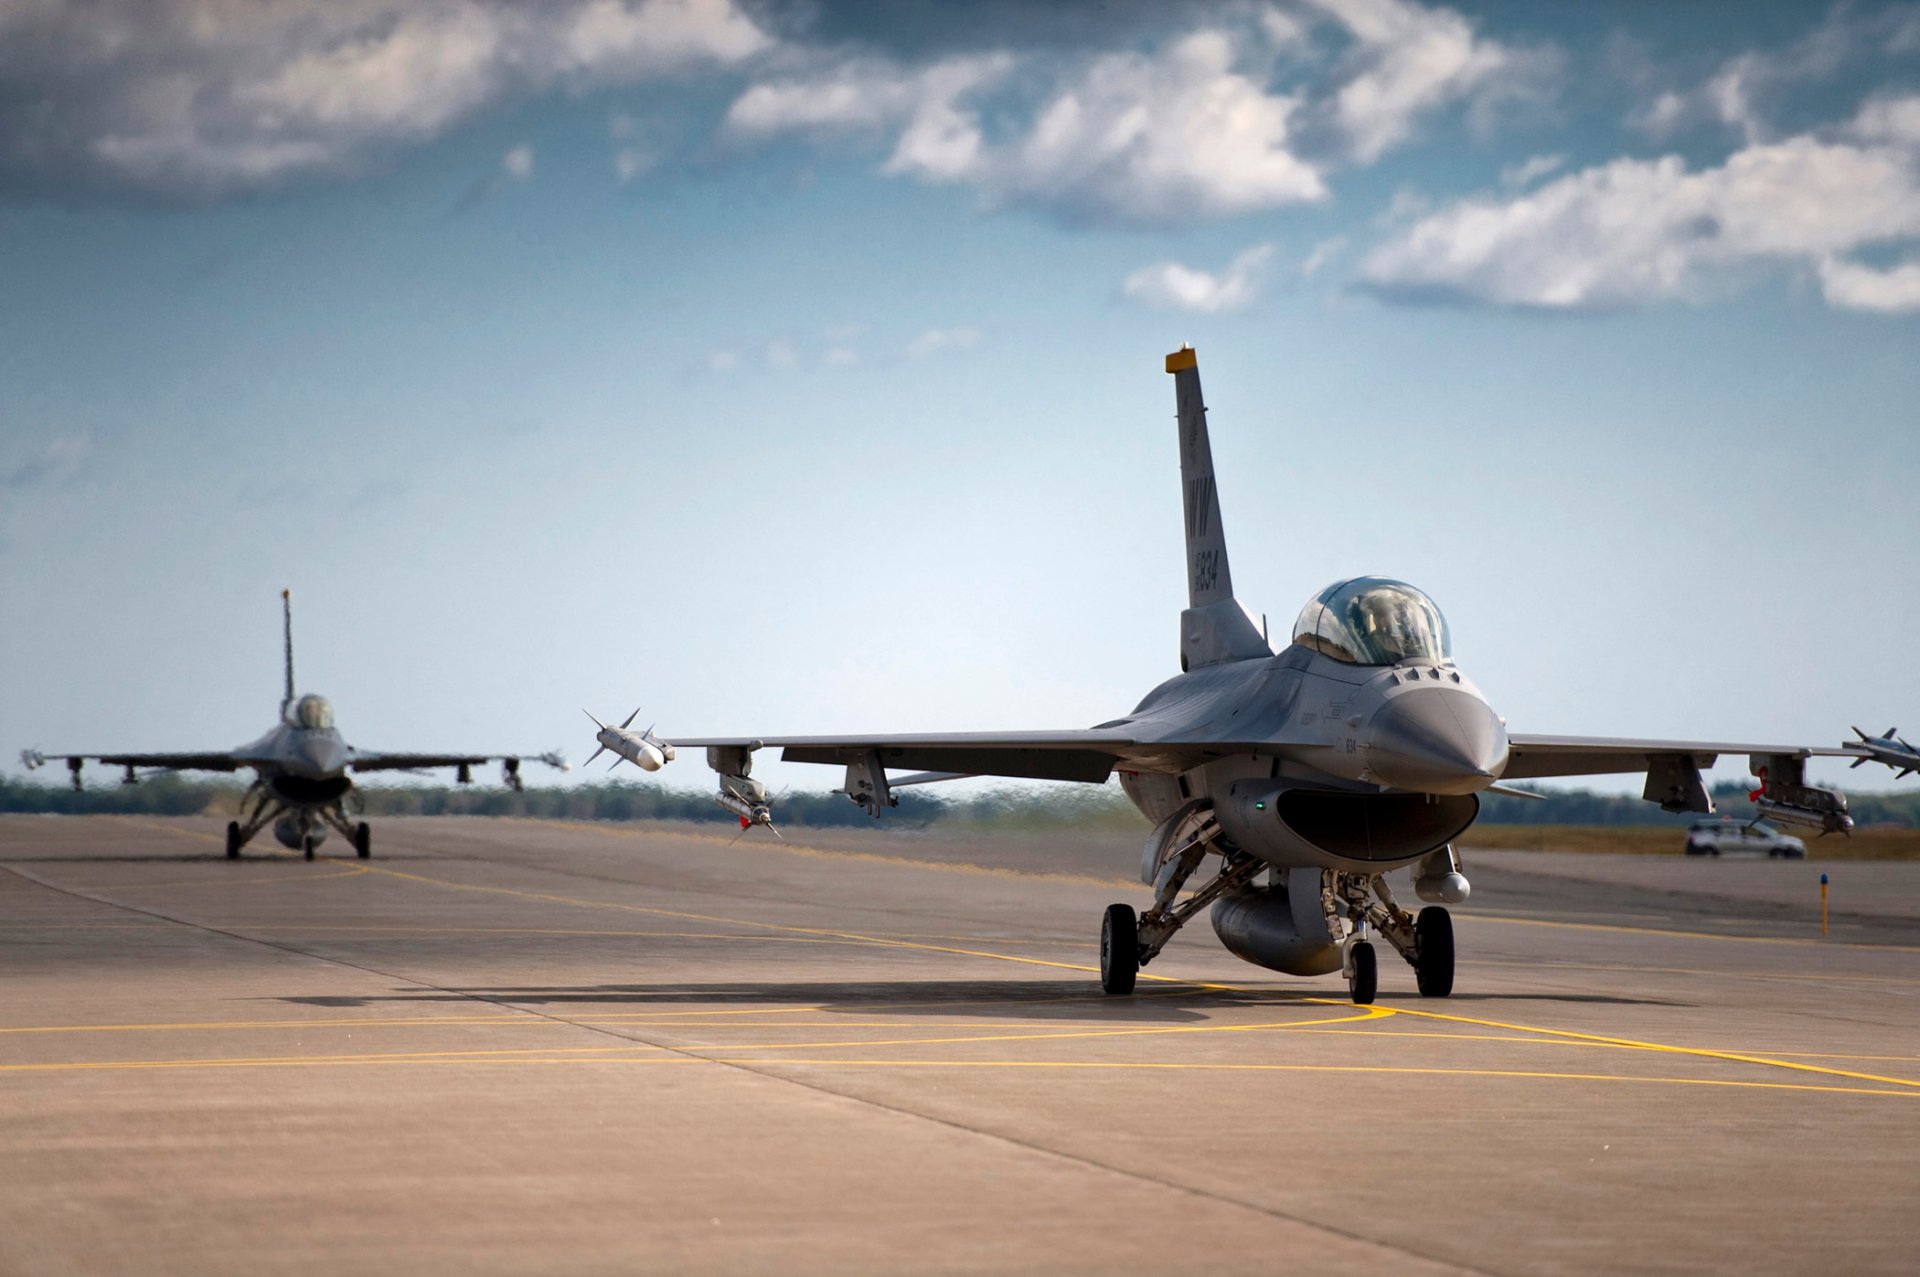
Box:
1366, 686, 1509, 795
288, 734, 347, 779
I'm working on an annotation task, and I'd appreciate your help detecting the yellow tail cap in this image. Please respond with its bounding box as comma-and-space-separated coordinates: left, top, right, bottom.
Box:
1165, 346, 1197, 373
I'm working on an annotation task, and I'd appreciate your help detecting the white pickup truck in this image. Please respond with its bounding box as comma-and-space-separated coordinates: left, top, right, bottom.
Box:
1683, 818, 1807, 858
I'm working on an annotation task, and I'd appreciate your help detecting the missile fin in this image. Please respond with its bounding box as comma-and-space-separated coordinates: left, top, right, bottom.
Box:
583, 708, 607, 730
620, 707, 642, 730
585, 745, 606, 766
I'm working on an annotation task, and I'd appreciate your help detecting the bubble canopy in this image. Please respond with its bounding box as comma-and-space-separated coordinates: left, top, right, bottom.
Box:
1291, 578, 1452, 666
291, 694, 335, 729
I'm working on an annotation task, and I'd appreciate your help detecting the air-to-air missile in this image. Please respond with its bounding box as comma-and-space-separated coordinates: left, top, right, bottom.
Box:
1847, 726, 1920, 779
583, 708, 676, 772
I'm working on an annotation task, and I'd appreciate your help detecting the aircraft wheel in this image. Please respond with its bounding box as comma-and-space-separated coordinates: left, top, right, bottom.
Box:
1415, 906, 1455, 998
354, 822, 372, 860
303, 837, 316, 862
1347, 941, 1378, 1005
225, 821, 242, 860
1100, 903, 1139, 995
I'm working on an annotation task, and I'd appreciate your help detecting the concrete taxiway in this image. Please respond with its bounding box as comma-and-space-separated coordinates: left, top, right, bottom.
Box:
2, 814, 1916, 1275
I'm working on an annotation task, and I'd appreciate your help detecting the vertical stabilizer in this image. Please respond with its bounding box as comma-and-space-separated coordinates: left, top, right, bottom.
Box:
280, 589, 296, 718
1166, 347, 1270, 671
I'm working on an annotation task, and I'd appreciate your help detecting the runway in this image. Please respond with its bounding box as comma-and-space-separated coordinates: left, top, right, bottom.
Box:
3, 814, 1916, 1275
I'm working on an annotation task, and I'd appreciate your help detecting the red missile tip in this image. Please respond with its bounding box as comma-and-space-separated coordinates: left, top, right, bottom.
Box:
739, 816, 750, 830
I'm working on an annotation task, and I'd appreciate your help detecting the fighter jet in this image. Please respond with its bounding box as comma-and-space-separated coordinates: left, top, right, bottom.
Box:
641, 348, 1903, 1003
23, 591, 567, 860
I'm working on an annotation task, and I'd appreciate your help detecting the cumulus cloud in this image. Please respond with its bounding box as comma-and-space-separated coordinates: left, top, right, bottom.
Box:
1817, 255, 1920, 314
720, 2, 1547, 226
1303, 0, 1536, 164
728, 31, 1324, 225
1360, 99, 1920, 313
1122, 244, 1276, 313
0, 0, 771, 201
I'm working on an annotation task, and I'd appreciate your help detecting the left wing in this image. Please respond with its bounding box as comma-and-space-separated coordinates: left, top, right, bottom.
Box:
350, 750, 568, 785
669, 731, 1138, 784
1504, 735, 1866, 781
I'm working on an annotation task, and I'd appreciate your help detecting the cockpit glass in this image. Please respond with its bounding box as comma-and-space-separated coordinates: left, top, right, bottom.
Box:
292, 694, 335, 729
1290, 578, 1451, 665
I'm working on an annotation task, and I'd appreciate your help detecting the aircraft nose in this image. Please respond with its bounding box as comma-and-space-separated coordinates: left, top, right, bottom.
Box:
289, 734, 347, 779
1366, 686, 1509, 795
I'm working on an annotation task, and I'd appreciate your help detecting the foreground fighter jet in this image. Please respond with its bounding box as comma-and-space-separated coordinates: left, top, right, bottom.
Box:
648, 348, 1904, 1002
23, 592, 566, 860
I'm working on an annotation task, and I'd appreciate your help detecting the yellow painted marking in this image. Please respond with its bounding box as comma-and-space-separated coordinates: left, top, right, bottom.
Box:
1473, 911, 1920, 955
2, 1049, 1912, 1098
698, 1007, 1391, 1054
1379, 1004, 1920, 1090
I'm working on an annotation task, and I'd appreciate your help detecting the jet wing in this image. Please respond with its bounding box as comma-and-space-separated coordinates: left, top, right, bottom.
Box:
21, 749, 246, 774
350, 751, 566, 774
669, 731, 1138, 784
1504, 734, 1867, 780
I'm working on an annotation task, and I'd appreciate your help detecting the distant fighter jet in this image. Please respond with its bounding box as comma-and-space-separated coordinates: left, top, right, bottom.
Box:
639, 348, 1905, 1003
23, 592, 566, 860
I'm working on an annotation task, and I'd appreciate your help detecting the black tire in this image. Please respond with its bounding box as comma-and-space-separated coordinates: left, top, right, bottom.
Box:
225, 821, 242, 860
1100, 903, 1139, 996
303, 837, 316, 862
1415, 906, 1455, 998
354, 822, 372, 860
1347, 941, 1378, 1005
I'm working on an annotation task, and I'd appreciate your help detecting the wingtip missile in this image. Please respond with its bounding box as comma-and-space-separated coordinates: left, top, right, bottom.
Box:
585, 709, 676, 773
1845, 725, 1920, 779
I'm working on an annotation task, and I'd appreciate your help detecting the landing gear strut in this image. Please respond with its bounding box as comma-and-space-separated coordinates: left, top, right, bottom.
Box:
353, 822, 372, 860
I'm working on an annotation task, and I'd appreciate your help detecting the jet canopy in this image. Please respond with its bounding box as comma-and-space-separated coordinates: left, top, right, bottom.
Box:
291, 694, 335, 729
1291, 578, 1452, 666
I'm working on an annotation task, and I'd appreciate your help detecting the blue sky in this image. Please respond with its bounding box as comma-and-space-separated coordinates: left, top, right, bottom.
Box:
1, 0, 1916, 800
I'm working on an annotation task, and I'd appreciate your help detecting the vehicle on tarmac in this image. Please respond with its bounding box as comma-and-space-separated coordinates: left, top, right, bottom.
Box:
1685, 818, 1806, 858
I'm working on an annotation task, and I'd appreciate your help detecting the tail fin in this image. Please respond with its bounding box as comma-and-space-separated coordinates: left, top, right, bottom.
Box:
1166, 347, 1271, 671
280, 589, 296, 718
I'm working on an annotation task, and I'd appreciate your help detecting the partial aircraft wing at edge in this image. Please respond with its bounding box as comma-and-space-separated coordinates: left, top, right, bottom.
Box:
668, 731, 1139, 785
350, 751, 559, 773
23, 751, 246, 774
1504, 734, 1867, 781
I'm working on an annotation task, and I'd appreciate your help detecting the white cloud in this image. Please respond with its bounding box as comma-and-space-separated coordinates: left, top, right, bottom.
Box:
1300, 236, 1347, 276
906, 327, 981, 358
1303, 0, 1530, 163
1360, 122, 1920, 311
766, 337, 798, 369
704, 350, 740, 373
1122, 244, 1275, 313
1817, 255, 1920, 314
1500, 152, 1564, 189
822, 346, 861, 368
501, 144, 534, 181
0, 0, 772, 200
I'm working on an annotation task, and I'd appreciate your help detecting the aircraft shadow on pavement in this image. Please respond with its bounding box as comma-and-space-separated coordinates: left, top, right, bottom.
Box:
274, 980, 1682, 1018
273, 979, 1337, 1022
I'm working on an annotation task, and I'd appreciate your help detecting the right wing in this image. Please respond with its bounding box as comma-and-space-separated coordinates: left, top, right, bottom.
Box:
20, 749, 248, 780
1503, 735, 1865, 780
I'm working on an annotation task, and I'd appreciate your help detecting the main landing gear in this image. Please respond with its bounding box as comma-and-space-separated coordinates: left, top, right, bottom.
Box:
353, 822, 372, 859
1099, 861, 1456, 1003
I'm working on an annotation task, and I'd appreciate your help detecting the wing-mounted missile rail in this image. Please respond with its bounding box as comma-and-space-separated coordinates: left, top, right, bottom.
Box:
707, 743, 775, 830
1749, 752, 1853, 836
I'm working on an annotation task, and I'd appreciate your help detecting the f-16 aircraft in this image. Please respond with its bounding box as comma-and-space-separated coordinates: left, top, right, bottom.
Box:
642, 349, 1906, 1003
23, 592, 567, 860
